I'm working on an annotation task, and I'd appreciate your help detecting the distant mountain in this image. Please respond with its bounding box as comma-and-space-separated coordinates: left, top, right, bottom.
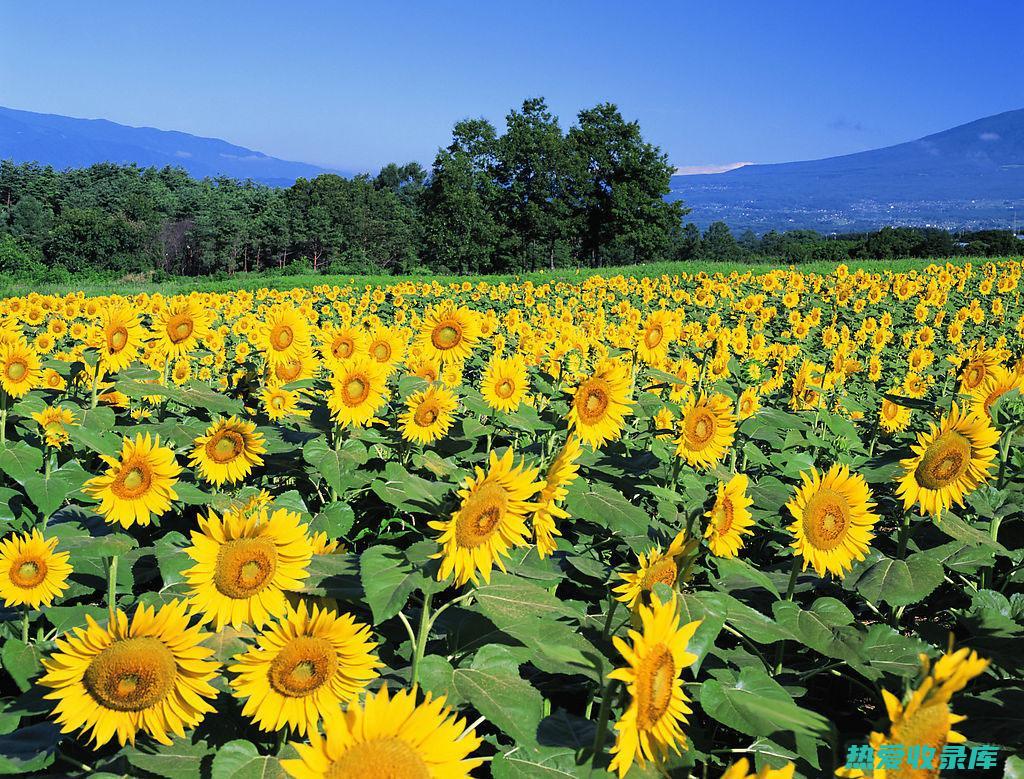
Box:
669, 108, 1024, 232
0, 105, 341, 186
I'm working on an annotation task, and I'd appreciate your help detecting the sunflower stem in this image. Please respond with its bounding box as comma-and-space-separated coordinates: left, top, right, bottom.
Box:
774, 556, 801, 674
409, 590, 433, 694
22, 607, 29, 643
896, 513, 912, 559
107, 555, 118, 624
601, 598, 619, 641
0, 390, 7, 446
588, 677, 619, 768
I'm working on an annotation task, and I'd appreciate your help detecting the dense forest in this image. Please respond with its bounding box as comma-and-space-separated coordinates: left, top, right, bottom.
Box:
1, 97, 1022, 283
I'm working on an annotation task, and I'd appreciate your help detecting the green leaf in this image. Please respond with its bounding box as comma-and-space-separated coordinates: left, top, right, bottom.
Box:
310, 500, 355, 539
700, 667, 830, 739
473, 573, 580, 624
0, 441, 42, 485
858, 624, 931, 679
302, 553, 363, 602
856, 553, 944, 607
713, 556, 781, 598
126, 738, 214, 779
418, 655, 465, 707
0, 722, 60, 774
359, 545, 441, 624
369, 460, 450, 511
303, 437, 369, 495
1, 639, 42, 692
453, 644, 544, 746
565, 481, 648, 550
210, 740, 286, 779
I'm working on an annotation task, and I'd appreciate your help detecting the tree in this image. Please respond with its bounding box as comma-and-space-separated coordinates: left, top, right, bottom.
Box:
701, 222, 741, 261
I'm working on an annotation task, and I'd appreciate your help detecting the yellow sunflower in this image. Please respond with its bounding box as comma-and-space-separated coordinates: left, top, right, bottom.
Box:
837, 648, 989, 778
481, 354, 529, 413
151, 299, 210, 358
532, 435, 583, 558
30, 404, 77, 448
184, 505, 313, 630
967, 364, 1024, 418
430, 448, 543, 586
613, 531, 696, 613
737, 387, 760, 420
704, 473, 755, 558
262, 386, 304, 420
258, 304, 311, 365
327, 356, 388, 427
675, 393, 737, 470
416, 302, 481, 364
38, 600, 219, 747
318, 323, 368, 368
0, 337, 41, 398
399, 384, 458, 444
96, 304, 146, 373
787, 465, 879, 578
879, 396, 912, 434
189, 415, 266, 486
280, 686, 483, 778
229, 601, 380, 736
366, 325, 406, 375
637, 310, 676, 364
567, 358, 633, 448
0, 529, 72, 608
83, 433, 181, 528
896, 403, 999, 518
607, 591, 701, 777
41, 367, 67, 392
723, 758, 796, 779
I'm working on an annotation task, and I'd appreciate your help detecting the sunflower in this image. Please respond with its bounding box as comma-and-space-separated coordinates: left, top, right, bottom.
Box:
737, 386, 760, 420
184, 506, 313, 630
532, 435, 583, 558
416, 302, 481, 364
399, 384, 458, 444
879, 396, 913, 434
280, 686, 483, 779
675, 393, 736, 470
567, 358, 633, 448
430, 448, 543, 586
83, 433, 181, 529
613, 531, 696, 613
189, 415, 266, 486
637, 310, 676, 364
722, 758, 795, 779
0, 530, 72, 608
258, 304, 311, 366
96, 304, 146, 373
0, 337, 41, 398
327, 356, 388, 427
263, 386, 304, 420
704, 473, 755, 558
837, 648, 989, 778
481, 354, 529, 413
41, 367, 67, 392
31, 404, 77, 448
607, 591, 701, 778
229, 601, 380, 736
151, 299, 210, 358
38, 600, 219, 747
787, 465, 879, 578
896, 403, 999, 518
269, 350, 317, 387
366, 326, 406, 375
966, 364, 1024, 418
318, 323, 368, 368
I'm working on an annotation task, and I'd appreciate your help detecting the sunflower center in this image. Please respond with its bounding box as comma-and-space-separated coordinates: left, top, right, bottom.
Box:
168, 315, 194, 343
343, 376, 370, 405
214, 538, 278, 598
5, 360, 26, 381
207, 430, 245, 463
414, 403, 439, 427
888, 703, 951, 778
635, 643, 676, 731
108, 326, 129, 352
332, 337, 354, 360
83, 637, 177, 712
268, 636, 337, 697
112, 463, 152, 499
324, 737, 430, 779
963, 364, 985, 390
576, 380, 610, 424
10, 557, 47, 588
275, 359, 302, 382
431, 323, 462, 350
644, 325, 664, 348
372, 342, 391, 361
272, 324, 295, 350
802, 488, 851, 551
641, 557, 678, 591
455, 484, 506, 549
496, 379, 515, 399
270, 395, 286, 410
685, 408, 717, 449
916, 432, 971, 490
712, 496, 735, 533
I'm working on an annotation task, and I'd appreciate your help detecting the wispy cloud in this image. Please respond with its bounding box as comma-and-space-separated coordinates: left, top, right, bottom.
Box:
828, 116, 867, 132
979, 132, 1001, 141
674, 162, 753, 176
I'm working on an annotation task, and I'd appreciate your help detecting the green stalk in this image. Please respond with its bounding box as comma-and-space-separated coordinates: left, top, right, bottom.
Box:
107, 555, 119, 625
0, 390, 7, 446
896, 512, 912, 559
22, 607, 29, 644
774, 556, 801, 673
409, 591, 434, 693
588, 677, 619, 769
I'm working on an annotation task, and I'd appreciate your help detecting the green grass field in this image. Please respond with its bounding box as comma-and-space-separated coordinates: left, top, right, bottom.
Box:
3, 256, 1012, 297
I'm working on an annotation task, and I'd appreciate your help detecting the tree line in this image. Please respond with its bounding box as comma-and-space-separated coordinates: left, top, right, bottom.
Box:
1, 96, 1021, 283
0, 98, 686, 281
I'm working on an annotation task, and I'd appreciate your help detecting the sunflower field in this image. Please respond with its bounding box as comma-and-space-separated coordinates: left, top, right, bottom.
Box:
0, 261, 1022, 778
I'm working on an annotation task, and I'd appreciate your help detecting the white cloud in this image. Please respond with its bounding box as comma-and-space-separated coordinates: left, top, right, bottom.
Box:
979, 132, 1001, 141
674, 162, 754, 176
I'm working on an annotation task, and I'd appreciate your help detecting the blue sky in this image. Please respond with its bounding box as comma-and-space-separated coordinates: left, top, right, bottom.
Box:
1, 1, 1021, 172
